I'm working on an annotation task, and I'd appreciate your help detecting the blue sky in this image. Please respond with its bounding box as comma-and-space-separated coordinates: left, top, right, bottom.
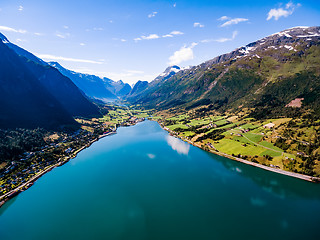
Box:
0, 0, 319, 85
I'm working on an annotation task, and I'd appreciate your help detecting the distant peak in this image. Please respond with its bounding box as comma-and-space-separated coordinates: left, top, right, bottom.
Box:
166, 65, 180, 71
171, 65, 180, 70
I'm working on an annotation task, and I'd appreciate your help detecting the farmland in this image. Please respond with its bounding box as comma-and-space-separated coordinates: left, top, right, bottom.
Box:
153, 109, 320, 177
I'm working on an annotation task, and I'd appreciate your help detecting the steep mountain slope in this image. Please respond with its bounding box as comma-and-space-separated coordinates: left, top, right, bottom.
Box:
129, 80, 149, 96
0, 33, 47, 66
115, 81, 132, 96
0, 33, 102, 119
48, 62, 117, 100
49, 62, 132, 99
126, 65, 181, 99
0, 40, 76, 129
152, 65, 181, 84
26, 61, 102, 118
128, 26, 320, 117
104, 79, 132, 97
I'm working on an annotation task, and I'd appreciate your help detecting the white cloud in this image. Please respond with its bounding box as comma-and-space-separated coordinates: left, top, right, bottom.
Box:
16, 39, 26, 43
170, 30, 184, 35
80, 43, 85, 46
168, 42, 198, 66
93, 27, 104, 31
34, 32, 44, 36
148, 12, 158, 18
134, 34, 160, 41
55, 32, 71, 39
267, 2, 301, 21
63, 26, 69, 29
194, 22, 204, 28
218, 16, 230, 21
36, 54, 103, 64
18, 5, 23, 11
201, 31, 238, 43
163, 31, 184, 38
267, 8, 291, 20
143, 34, 159, 40
109, 20, 113, 23
136, 30, 183, 40
173, 3, 177, 8
220, 18, 249, 27
0, 26, 27, 34
215, 31, 238, 42
113, 38, 127, 42
56, 34, 66, 39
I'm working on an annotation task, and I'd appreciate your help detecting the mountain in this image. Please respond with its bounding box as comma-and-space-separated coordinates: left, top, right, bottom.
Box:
26, 61, 102, 118
0, 33, 47, 66
48, 62, 116, 100
0, 34, 102, 119
49, 62, 132, 100
153, 65, 181, 83
0, 39, 76, 129
128, 26, 320, 117
129, 80, 149, 96
103, 79, 132, 97
115, 81, 132, 96
126, 65, 181, 99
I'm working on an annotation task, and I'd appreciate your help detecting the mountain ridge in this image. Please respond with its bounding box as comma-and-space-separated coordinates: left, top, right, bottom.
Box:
0, 39, 77, 129
127, 26, 320, 118
0, 32, 103, 129
49, 62, 132, 100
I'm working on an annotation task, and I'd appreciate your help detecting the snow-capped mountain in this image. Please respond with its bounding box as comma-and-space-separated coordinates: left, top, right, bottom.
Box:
127, 26, 320, 114
153, 65, 181, 83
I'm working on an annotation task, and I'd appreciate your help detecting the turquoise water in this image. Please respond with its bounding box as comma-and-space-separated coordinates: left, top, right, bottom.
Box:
1, 120, 320, 240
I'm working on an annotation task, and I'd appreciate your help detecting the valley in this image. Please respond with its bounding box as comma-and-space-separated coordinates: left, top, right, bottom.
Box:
1, 26, 320, 206
1, 1, 320, 239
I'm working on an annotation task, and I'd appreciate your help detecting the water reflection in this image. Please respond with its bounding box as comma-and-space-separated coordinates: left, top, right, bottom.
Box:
0, 195, 17, 216
166, 135, 190, 155
204, 151, 320, 200
147, 153, 156, 159
250, 197, 267, 207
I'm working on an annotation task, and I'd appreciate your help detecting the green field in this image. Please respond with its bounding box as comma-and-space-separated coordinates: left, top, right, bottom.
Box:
167, 124, 189, 131
243, 133, 263, 143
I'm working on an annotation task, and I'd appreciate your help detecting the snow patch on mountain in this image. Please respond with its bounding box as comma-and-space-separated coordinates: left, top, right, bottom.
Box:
283, 45, 296, 51
297, 33, 320, 37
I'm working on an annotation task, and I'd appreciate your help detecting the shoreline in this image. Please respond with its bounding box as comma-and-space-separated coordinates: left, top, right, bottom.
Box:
0, 131, 116, 208
158, 123, 320, 183
1, 119, 319, 208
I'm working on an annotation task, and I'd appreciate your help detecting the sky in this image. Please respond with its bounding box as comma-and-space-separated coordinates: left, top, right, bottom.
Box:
0, 0, 319, 85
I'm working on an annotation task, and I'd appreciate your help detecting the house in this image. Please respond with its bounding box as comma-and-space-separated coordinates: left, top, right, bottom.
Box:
263, 123, 275, 129
65, 148, 73, 154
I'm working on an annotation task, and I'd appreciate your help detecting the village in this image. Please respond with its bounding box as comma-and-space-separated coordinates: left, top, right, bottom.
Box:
0, 105, 149, 205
